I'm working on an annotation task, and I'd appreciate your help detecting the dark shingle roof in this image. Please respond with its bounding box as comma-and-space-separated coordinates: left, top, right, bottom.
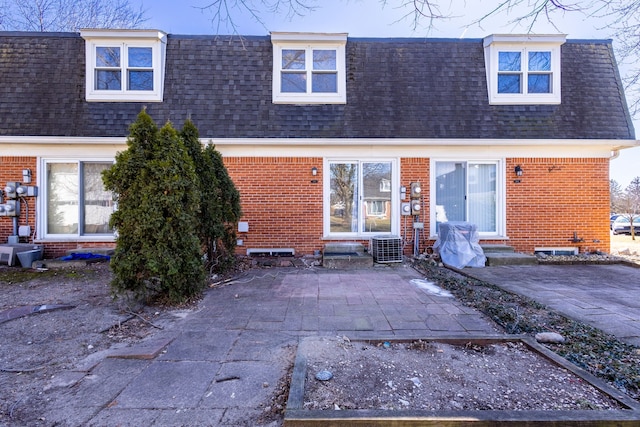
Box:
0, 32, 634, 139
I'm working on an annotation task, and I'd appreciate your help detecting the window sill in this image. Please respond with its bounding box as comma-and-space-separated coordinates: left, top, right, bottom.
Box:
35, 236, 116, 243
272, 96, 346, 105
86, 93, 163, 103
322, 233, 394, 241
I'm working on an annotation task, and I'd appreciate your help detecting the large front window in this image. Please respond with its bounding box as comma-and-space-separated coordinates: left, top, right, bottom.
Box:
326, 160, 395, 235
432, 161, 502, 236
44, 161, 114, 237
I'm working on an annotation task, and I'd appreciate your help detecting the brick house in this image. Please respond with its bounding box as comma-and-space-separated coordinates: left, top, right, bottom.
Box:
0, 30, 636, 259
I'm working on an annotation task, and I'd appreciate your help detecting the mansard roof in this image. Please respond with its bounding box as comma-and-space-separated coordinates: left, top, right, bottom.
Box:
0, 31, 634, 139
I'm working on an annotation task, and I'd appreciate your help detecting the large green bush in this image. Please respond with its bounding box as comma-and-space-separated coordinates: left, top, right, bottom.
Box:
181, 120, 242, 272
103, 110, 205, 304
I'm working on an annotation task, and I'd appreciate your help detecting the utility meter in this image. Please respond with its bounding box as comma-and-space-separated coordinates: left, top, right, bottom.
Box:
4, 182, 18, 199
410, 182, 421, 199
4, 200, 19, 217
401, 202, 411, 216
411, 199, 421, 216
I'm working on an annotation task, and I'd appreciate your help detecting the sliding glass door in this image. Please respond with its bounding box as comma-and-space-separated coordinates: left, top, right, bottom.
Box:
434, 161, 499, 234
327, 160, 395, 236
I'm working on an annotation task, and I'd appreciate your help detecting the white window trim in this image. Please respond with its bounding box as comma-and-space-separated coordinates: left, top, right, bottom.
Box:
81, 29, 167, 102
271, 32, 347, 104
483, 34, 566, 105
323, 158, 399, 238
429, 158, 506, 239
38, 158, 116, 242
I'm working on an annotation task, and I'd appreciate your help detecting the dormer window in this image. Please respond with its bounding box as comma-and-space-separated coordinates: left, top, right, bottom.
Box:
271, 32, 347, 104
484, 34, 565, 105
81, 29, 167, 102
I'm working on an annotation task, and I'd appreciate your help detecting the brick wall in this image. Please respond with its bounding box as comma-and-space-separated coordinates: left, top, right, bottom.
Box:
225, 157, 325, 255
0, 155, 612, 260
0, 156, 118, 259
0, 156, 38, 244
506, 157, 610, 254
400, 158, 430, 255
225, 156, 610, 256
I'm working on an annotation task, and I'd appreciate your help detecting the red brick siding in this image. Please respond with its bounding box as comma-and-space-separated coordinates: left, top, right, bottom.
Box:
225, 157, 325, 255
400, 158, 430, 255
506, 158, 610, 254
0, 155, 612, 259
0, 156, 38, 242
0, 157, 117, 259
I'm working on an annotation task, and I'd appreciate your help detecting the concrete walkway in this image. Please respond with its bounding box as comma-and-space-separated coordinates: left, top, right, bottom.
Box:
42, 265, 500, 426
464, 263, 640, 347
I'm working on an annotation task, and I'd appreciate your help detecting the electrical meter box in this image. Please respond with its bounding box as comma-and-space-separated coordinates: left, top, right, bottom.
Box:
410, 182, 421, 199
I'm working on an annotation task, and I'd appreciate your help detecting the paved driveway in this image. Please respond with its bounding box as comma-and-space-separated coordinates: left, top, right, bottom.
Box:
464, 264, 640, 346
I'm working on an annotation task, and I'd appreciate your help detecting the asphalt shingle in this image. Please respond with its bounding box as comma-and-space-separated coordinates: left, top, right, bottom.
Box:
0, 32, 634, 139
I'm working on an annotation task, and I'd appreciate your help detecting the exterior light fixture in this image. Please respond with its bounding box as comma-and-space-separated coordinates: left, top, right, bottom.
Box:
514, 165, 523, 176
311, 167, 318, 176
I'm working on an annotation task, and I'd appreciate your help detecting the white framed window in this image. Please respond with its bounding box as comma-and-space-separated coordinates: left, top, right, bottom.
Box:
483, 34, 565, 105
324, 159, 398, 237
81, 29, 167, 102
271, 32, 347, 104
430, 159, 505, 238
40, 159, 115, 239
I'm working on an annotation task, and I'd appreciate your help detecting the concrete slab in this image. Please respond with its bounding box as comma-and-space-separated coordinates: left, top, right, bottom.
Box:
485, 252, 539, 266
115, 361, 218, 408
201, 360, 285, 409
464, 264, 640, 346
63, 358, 149, 408
150, 408, 226, 426
322, 253, 374, 269
84, 408, 160, 426
107, 337, 174, 360
157, 331, 237, 361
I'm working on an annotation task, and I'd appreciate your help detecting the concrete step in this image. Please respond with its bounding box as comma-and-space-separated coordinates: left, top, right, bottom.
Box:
485, 252, 539, 266
322, 242, 374, 269
481, 244, 516, 254
323, 242, 366, 255
322, 253, 374, 269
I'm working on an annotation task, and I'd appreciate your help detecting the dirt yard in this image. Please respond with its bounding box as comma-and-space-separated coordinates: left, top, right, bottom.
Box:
302, 337, 623, 411
0, 263, 165, 426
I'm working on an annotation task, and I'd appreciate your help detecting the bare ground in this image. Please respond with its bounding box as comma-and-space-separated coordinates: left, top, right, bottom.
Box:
302, 337, 623, 411
0, 263, 163, 426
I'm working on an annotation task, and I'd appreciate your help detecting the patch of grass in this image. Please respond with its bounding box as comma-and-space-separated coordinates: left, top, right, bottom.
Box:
415, 261, 640, 400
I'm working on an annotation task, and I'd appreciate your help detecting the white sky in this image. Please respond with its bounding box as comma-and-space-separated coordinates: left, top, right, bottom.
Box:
136, 0, 640, 188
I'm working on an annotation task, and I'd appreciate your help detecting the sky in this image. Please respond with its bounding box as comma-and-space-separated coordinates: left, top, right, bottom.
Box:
134, 0, 639, 188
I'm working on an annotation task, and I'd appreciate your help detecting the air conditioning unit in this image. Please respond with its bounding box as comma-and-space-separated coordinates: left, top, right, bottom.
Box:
371, 235, 403, 263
